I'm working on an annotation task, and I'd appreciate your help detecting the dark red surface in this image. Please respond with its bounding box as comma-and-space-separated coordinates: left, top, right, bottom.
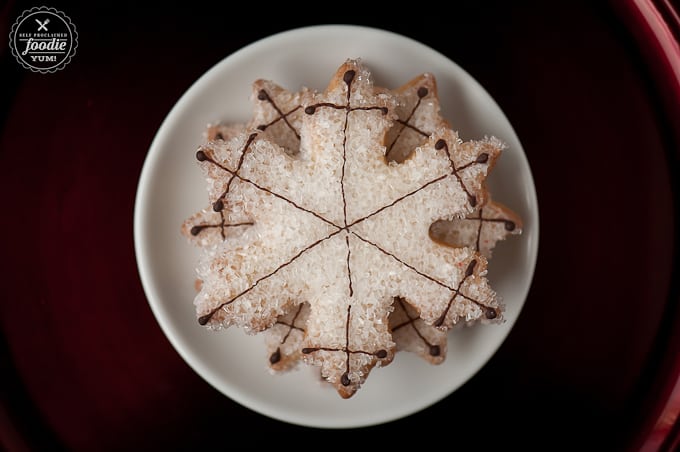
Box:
1, 1, 678, 450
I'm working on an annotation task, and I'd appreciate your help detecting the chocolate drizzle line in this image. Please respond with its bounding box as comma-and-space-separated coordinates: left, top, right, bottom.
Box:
198, 149, 340, 228
345, 235, 353, 297
475, 210, 484, 252
391, 297, 440, 356
347, 174, 448, 228
386, 85, 430, 159
340, 72, 355, 301
352, 233, 494, 326
269, 304, 306, 364
340, 71, 352, 228
304, 70, 389, 118
353, 232, 451, 290
191, 222, 254, 240
435, 139, 489, 208
305, 69, 389, 229
196, 65, 496, 332
196, 132, 258, 212
197, 229, 343, 325
305, 69, 388, 303
256, 89, 301, 140
302, 305, 388, 387
448, 207, 517, 253
190, 213, 254, 241
435, 259, 477, 327
435, 259, 497, 324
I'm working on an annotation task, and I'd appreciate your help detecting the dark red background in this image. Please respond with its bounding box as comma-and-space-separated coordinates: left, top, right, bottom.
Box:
1, 0, 679, 450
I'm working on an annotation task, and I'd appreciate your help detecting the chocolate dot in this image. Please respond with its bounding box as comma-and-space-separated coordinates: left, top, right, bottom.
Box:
190, 225, 202, 236
375, 349, 387, 359
468, 194, 477, 208
465, 259, 477, 277
341, 372, 351, 386
301, 347, 315, 354
212, 199, 224, 212
343, 70, 356, 85
429, 345, 441, 356
505, 221, 516, 231
485, 308, 498, 320
380, 107, 388, 115
269, 348, 281, 364
435, 139, 446, 150
304, 106, 316, 115
417, 87, 428, 98
197, 314, 211, 326
215, 132, 224, 140
257, 124, 266, 131
196, 150, 207, 161
257, 90, 267, 101
476, 153, 489, 163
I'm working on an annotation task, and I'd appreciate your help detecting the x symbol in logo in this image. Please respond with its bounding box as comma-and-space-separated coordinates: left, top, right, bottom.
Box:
35, 18, 49, 31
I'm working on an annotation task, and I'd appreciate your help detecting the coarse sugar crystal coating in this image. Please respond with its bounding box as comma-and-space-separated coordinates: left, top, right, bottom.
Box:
182, 58, 518, 398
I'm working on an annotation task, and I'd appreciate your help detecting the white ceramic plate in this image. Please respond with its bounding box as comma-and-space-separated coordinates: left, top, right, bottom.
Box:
134, 24, 539, 429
